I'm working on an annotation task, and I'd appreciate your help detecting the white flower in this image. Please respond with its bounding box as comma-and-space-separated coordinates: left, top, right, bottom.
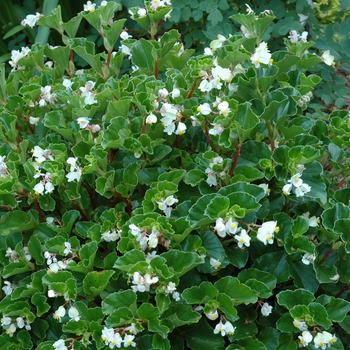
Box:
205, 310, 219, 320
251, 42, 272, 68
224, 321, 236, 335
2, 281, 14, 296
245, 3, 254, 14
217, 101, 230, 116
298, 330, 313, 347
158, 88, 169, 97
165, 281, 177, 294
29, 116, 40, 125
68, 306, 80, 321
123, 334, 136, 347
45, 182, 54, 194
63, 242, 72, 256
212, 66, 233, 83
171, 87, 180, 98
16, 316, 25, 328
175, 122, 187, 135
137, 8, 147, 17
53, 306, 66, 322
100, 1, 108, 6
234, 229, 251, 248
293, 319, 308, 331
62, 78, 73, 90
208, 123, 224, 135
282, 183, 292, 195
84, 1, 96, 12
214, 218, 227, 237
101, 327, 115, 345
129, 224, 142, 236
0, 155, 8, 178
314, 331, 333, 349
1, 316, 12, 326
214, 320, 235, 336
120, 31, 132, 40
288, 30, 299, 44
125, 323, 138, 335
290, 173, 303, 187
5, 323, 16, 337
33, 183, 44, 195
258, 183, 270, 196
210, 257, 221, 269
77, 117, 90, 129
214, 321, 226, 336
53, 339, 67, 350
321, 50, 335, 66
204, 47, 213, 56
301, 253, 316, 265
226, 217, 239, 235
66, 169, 82, 182
257, 221, 279, 245
210, 34, 226, 51
261, 302, 273, 316
21, 13, 41, 28
196, 103, 212, 115
48, 289, 59, 298
300, 31, 308, 42
146, 112, 157, 124
295, 183, 311, 197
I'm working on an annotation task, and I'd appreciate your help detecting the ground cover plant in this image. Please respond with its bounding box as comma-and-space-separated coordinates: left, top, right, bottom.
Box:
1, 1, 350, 349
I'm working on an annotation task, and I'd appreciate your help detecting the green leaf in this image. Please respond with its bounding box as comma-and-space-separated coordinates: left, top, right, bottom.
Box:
161, 250, 203, 277
322, 203, 350, 230
43, 110, 74, 142
181, 318, 225, 350
184, 169, 205, 186
162, 304, 201, 327
102, 290, 137, 315
181, 281, 218, 304
113, 249, 146, 271
31, 293, 50, 317
131, 39, 156, 72
83, 270, 115, 296
214, 276, 258, 305
28, 235, 45, 265
277, 289, 315, 310
0, 210, 36, 236
276, 333, 298, 350
226, 246, 249, 268
200, 231, 225, 260
253, 251, 290, 283
291, 217, 309, 238
289, 261, 319, 294
216, 293, 239, 323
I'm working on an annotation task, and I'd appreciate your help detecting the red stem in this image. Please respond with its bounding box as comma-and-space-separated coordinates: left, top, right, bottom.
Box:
229, 142, 241, 177
203, 126, 217, 153
335, 285, 350, 298
318, 247, 333, 266
187, 78, 200, 99
33, 197, 44, 223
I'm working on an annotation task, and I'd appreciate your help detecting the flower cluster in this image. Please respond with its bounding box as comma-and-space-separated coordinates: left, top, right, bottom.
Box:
128, 224, 169, 250
214, 216, 240, 237
156, 195, 178, 217
101, 326, 137, 348
257, 221, 279, 245
9, 46, 31, 71
130, 271, 159, 292
293, 319, 338, 348
44, 244, 73, 275
79, 80, 97, 106
214, 320, 236, 336
5, 246, 31, 263
53, 305, 80, 322
288, 30, 308, 44
283, 173, 311, 197
205, 156, 226, 187
66, 157, 82, 182
101, 229, 121, 242
199, 66, 234, 92
251, 42, 272, 68
300, 211, 319, 227
38, 85, 57, 107
1, 315, 31, 337
163, 281, 181, 301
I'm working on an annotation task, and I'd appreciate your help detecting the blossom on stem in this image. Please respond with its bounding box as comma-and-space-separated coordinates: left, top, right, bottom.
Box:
261, 302, 273, 316
257, 221, 279, 245
206, 310, 219, 320
84, 1, 96, 12
214, 218, 227, 237
293, 319, 308, 331
301, 253, 316, 265
21, 13, 42, 28
321, 50, 335, 66
234, 229, 251, 248
210, 257, 221, 269
53, 339, 67, 350
53, 306, 66, 322
298, 331, 313, 347
251, 42, 272, 68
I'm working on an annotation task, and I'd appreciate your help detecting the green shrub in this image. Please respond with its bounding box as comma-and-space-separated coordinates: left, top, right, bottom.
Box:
1, 2, 350, 350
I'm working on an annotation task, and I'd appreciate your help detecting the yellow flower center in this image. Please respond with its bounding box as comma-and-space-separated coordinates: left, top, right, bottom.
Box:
274, 226, 280, 233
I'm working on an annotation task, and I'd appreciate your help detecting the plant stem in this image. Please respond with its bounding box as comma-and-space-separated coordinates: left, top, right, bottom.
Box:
318, 247, 333, 266
229, 141, 241, 177
33, 197, 44, 222
187, 78, 200, 99
203, 126, 217, 153
335, 285, 350, 298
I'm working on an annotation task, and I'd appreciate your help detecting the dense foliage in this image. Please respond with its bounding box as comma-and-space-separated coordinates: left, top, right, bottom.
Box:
1, 1, 350, 350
